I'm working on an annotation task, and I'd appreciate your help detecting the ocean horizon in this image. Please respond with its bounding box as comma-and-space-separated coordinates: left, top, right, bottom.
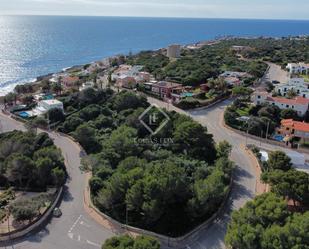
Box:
1, 15, 309, 96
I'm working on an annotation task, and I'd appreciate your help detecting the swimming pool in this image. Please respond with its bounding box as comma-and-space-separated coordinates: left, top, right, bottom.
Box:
273, 134, 284, 142
44, 95, 54, 100
19, 111, 30, 118
181, 92, 194, 97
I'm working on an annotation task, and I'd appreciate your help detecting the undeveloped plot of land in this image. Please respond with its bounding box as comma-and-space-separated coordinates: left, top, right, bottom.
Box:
265, 62, 289, 84
0, 189, 56, 234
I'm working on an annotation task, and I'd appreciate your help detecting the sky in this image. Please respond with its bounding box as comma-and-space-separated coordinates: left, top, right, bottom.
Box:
0, 0, 309, 20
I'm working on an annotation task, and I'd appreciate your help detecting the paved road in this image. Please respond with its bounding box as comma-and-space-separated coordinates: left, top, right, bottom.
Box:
256, 62, 289, 91
0, 113, 114, 249
148, 97, 309, 249
264, 62, 289, 84
0, 100, 257, 249
0, 100, 263, 249
148, 98, 257, 249
1, 96, 307, 249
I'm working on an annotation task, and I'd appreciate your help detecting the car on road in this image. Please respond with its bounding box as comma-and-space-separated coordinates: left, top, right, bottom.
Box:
272, 80, 280, 84
53, 208, 62, 217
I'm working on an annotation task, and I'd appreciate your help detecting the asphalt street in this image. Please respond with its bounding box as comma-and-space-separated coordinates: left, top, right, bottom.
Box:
0, 113, 114, 249
149, 98, 257, 249
1, 96, 307, 249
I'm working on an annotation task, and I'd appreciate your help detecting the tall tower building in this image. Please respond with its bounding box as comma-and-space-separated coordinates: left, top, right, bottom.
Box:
167, 44, 181, 58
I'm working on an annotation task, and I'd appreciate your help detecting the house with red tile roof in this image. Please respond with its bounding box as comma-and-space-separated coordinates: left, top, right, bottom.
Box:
62, 76, 80, 88
116, 75, 137, 89
252, 91, 309, 116
151, 81, 183, 100
278, 119, 309, 140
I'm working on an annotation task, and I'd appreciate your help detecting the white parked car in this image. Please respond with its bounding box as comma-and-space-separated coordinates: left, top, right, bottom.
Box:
53, 208, 62, 218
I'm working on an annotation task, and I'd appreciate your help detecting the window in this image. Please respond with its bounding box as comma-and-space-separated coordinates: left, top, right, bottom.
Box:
286, 105, 289, 108
257, 95, 261, 99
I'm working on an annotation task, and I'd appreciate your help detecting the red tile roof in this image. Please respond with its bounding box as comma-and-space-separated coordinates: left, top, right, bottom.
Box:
63, 76, 79, 84
266, 96, 309, 106
281, 119, 309, 132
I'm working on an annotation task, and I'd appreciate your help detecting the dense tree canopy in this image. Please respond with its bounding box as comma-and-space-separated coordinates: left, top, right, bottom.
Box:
266, 151, 292, 171
262, 169, 309, 206
224, 100, 280, 136
232, 86, 253, 97
46, 107, 65, 124
102, 235, 160, 249
126, 41, 267, 86
0, 131, 65, 190
280, 108, 300, 120
57, 90, 233, 236
225, 192, 309, 249
235, 37, 309, 66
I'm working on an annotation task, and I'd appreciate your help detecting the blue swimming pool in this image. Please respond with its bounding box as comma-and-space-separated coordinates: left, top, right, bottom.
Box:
44, 95, 54, 100
19, 111, 30, 118
273, 135, 284, 142
181, 92, 194, 97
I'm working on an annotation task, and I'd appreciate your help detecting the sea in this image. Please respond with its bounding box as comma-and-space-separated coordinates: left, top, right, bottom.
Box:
1, 15, 309, 96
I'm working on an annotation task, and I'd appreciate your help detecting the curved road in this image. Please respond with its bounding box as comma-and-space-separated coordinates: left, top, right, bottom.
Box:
149, 98, 257, 249
148, 97, 309, 249
0, 113, 114, 249
1, 97, 307, 249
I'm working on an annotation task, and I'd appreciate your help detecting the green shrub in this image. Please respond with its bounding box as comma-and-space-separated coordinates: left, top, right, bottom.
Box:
176, 98, 200, 109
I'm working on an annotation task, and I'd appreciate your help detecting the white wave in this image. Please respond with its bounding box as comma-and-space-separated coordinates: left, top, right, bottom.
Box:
0, 78, 37, 97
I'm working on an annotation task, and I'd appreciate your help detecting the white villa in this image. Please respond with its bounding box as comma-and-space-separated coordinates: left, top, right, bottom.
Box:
252, 91, 309, 116
286, 63, 309, 75
79, 81, 95, 91
275, 78, 309, 98
38, 99, 63, 112
22, 99, 64, 117
219, 71, 252, 86
111, 65, 144, 81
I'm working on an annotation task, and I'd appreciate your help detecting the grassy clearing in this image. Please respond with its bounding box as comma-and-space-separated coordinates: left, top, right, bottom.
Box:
236, 107, 250, 116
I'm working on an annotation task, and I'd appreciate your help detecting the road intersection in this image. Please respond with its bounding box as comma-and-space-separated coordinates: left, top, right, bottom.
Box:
1, 96, 308, 249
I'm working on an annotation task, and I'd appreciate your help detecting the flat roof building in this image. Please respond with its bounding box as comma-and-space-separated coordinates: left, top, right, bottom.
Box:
167, 44, 181, 58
